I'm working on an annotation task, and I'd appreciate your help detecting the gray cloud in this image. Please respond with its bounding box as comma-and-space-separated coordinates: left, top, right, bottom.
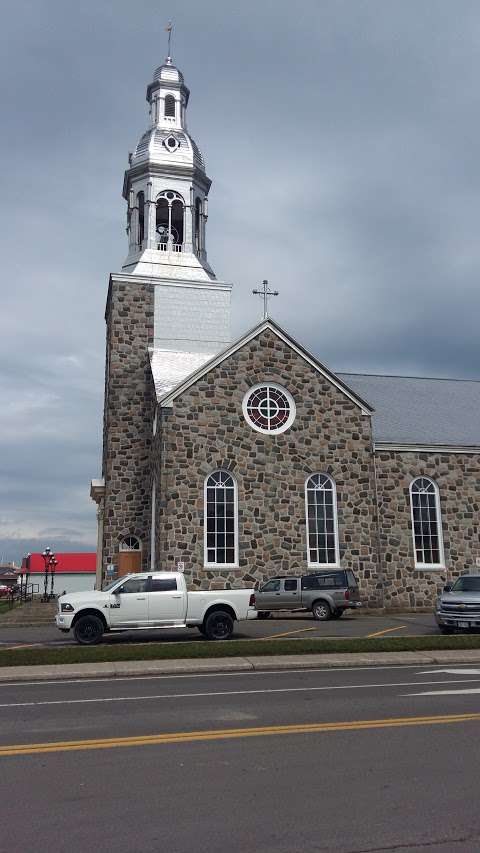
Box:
1, 0, 480, 562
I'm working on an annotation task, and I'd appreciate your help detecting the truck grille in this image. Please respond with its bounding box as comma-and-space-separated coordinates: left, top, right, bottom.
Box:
441, 603, 480, 614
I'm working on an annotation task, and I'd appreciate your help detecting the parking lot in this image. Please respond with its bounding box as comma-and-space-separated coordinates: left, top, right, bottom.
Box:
0, 610, 439, 648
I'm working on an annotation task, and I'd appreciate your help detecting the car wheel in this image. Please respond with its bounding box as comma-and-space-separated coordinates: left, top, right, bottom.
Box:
439, 626, 454, 635
203, 610, 234, 640
257, 611, 271, 619
312, 600, 331, 621
331, 609, 344, 619
73, 614, 104, 645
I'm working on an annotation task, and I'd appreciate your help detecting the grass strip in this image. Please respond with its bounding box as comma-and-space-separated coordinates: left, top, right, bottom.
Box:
1, 634, 480, 668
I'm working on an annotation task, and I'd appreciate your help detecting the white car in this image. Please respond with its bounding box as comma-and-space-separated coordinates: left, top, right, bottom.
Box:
55, 571, 257, 644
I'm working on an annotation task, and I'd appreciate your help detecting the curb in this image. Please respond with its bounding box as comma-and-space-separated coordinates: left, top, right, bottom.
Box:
1, 649, 480, 683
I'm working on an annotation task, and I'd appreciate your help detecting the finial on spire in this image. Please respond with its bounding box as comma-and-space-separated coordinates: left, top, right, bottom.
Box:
252, 279, 279, 320
165, 21, 173, 63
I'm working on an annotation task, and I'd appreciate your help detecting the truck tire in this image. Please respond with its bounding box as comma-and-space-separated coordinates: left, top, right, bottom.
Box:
203, 610, 234, 640
312, 600, 331, 621
439, 625, 454, 635
73, 614, 104, 645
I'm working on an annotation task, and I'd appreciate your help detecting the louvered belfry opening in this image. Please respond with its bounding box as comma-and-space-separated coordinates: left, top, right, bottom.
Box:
164, 94, 175, 117
137, 192, 145, 245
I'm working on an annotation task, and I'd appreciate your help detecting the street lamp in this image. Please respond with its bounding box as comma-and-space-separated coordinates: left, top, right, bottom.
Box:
49, 557, 58, 600
41, 547, 56, 602
22, 552, 31, 602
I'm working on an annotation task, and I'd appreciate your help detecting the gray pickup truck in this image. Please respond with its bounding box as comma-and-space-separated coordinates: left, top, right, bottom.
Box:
435, 574, 480, 633
255, 570, 362, 621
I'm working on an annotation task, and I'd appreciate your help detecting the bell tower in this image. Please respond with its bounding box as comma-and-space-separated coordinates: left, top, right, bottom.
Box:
92, 47, 232, 587
122, 56, 216, 282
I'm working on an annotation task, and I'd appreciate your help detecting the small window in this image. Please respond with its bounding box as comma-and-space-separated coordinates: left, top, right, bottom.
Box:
120, 535, 141, 552
284, 579, 298, 591
260, 579, 281, 592
150, 578, 177, 592
137, 192, 144, 246
117, 577, 148, 594
164, 94, 175, 117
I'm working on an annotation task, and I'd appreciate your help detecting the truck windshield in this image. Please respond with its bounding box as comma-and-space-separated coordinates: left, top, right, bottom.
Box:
102, 579, 121, 592
451, 577, 480, 592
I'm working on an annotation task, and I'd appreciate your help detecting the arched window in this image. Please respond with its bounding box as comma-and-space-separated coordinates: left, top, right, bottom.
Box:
410, 477, 444, 567
164, 94, 175, 118
119, 535, 142, 552
194, 197, 202, 253
137, 192, 144, 246
204, 471, 238, 567
305, 474, 339, 567
156, 191, 184, 248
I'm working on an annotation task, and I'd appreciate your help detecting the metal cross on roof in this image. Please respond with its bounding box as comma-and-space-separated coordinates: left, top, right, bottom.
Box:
165, 20, 173, 62
252, 279, 279, 320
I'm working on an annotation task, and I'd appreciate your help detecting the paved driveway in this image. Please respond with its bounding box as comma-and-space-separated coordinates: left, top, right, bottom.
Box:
0, 611, 439, 647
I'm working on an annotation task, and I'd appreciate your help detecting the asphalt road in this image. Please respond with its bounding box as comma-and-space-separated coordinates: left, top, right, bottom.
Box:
0, 611, 439, 647
1, 663, 480, 852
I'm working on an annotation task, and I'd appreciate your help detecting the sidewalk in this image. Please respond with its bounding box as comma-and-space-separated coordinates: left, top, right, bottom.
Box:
2, 649, 480, 683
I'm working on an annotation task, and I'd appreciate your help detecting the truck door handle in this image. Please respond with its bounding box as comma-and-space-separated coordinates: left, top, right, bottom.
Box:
136, 596, 146, 600
172, 595, 182, 599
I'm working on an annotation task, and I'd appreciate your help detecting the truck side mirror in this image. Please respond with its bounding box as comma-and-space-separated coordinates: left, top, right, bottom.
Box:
443, 584, 452, 593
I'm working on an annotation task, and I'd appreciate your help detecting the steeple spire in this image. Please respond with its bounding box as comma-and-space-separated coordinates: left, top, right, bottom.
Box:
165, 21, 173, 63
121, 52, 216, 281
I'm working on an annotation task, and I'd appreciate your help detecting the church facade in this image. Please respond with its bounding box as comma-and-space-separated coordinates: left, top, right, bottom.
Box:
90, 53, 480, 610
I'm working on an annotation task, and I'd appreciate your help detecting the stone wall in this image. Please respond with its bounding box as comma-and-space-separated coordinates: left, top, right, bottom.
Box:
154, 328, 382, 604
101, 275, 156, 575
375, 450, 480, 608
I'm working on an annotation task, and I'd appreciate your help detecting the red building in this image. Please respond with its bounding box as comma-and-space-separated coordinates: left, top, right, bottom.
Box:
24, 553, 96, 595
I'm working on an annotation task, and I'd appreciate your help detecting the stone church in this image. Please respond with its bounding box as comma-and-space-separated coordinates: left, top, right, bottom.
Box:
90, 52, 480, 609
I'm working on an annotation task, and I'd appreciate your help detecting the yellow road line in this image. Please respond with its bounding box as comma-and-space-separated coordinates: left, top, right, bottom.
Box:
367, 625, 407, 638
1, 712, 479, 757
257, 626, 317, 641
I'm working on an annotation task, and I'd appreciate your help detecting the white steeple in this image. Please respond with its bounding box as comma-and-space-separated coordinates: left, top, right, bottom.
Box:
122, 55, 215, 281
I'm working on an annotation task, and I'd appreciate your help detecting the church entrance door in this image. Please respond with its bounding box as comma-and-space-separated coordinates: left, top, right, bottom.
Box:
118, 551, 141, 576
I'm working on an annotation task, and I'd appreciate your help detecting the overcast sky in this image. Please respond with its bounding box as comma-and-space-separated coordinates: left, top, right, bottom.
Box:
1, 0, 480, 563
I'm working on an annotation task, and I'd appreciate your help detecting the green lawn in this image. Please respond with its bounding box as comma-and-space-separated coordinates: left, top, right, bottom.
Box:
1, 634, 480, 668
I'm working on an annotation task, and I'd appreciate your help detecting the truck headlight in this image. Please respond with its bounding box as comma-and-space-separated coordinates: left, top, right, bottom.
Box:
61, 603, 74, 612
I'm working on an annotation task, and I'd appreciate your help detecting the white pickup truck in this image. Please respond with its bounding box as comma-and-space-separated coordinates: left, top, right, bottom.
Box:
55, 572, 257, 644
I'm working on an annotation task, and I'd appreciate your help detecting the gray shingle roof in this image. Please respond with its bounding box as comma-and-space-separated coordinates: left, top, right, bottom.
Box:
339, 373, 480, 446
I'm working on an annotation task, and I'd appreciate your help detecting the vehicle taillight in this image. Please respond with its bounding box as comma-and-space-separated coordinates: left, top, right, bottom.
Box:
249, 593, 256, 607
344, 589, 350, 600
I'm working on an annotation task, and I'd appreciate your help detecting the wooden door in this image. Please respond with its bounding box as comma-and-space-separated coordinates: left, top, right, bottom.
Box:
118, 551, 142, 577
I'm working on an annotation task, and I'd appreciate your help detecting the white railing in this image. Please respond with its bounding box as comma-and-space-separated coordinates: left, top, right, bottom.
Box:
157, 242, 184, 253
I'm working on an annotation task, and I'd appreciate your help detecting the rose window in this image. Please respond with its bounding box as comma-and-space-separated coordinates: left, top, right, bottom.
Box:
242, 384, 296, 434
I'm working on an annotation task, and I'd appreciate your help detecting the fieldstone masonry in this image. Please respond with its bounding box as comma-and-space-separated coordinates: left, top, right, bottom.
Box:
102, 274, 155, 574
154, 329, 382, 604
376, 450, 480, 608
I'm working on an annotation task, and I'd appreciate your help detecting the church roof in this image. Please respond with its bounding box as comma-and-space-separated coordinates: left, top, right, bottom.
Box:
339, 372, 480, 448
151, 319, 480, 450
156, 318, 374, 414
131, 128, 205, 171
